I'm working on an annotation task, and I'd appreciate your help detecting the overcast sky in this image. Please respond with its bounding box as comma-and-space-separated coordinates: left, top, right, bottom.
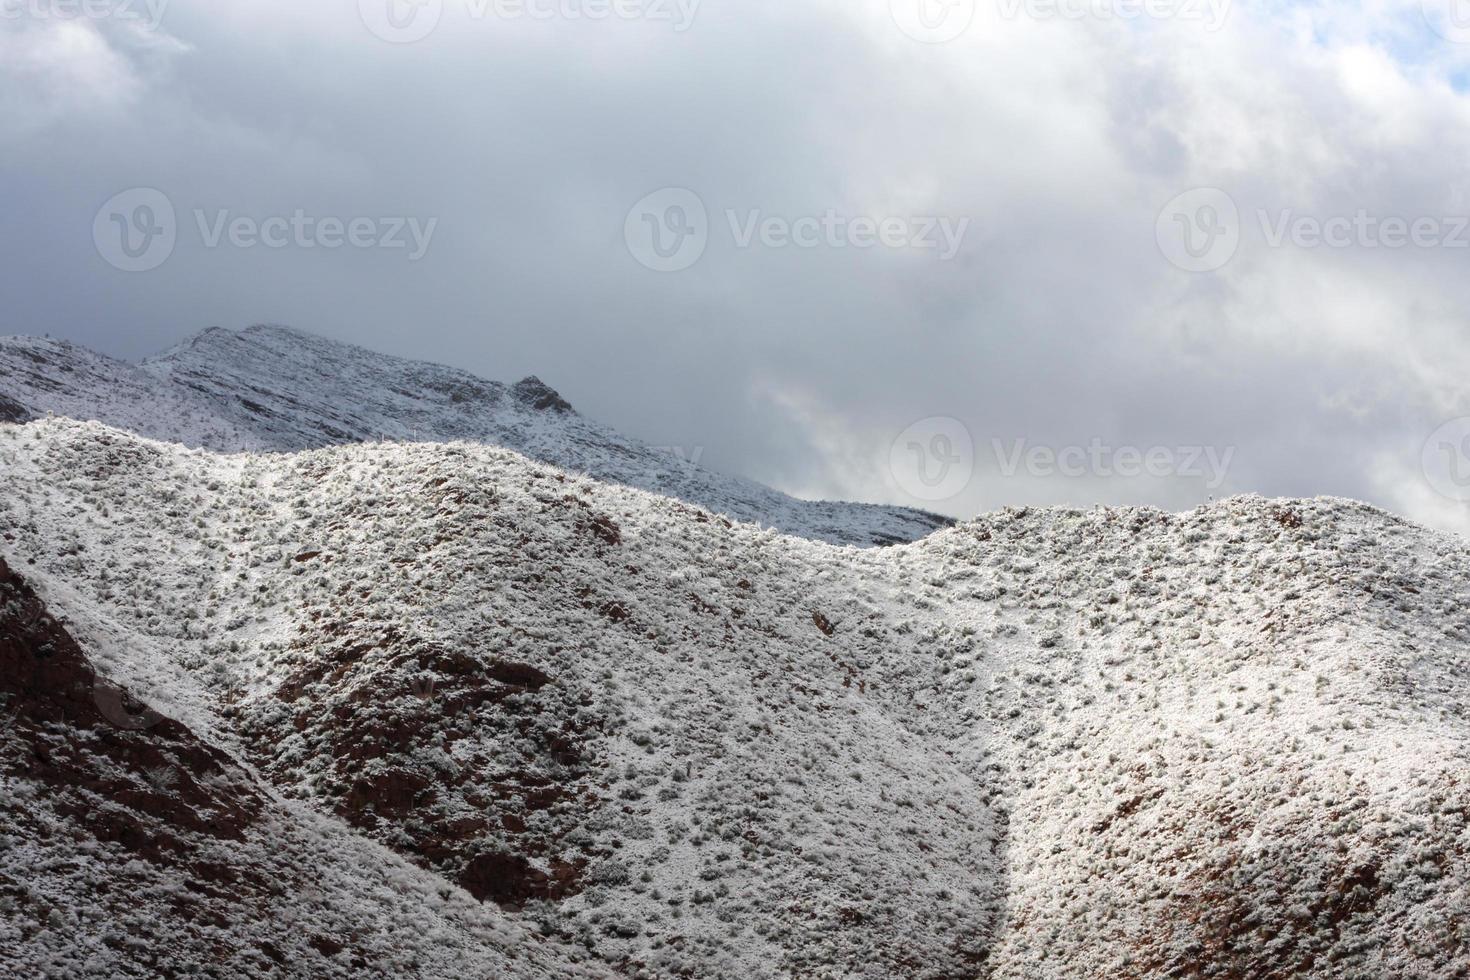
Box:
5, 0, 1470, 533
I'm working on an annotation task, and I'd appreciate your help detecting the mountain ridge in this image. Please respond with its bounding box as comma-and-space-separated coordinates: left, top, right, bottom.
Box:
0, 325, 951, 548
2, 417, 1467, 977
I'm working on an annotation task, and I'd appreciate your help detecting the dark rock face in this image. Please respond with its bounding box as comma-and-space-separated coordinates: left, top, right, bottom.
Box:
0, 559, 266, 858
0, 393, 31, 423
238, 625, 603, 912
0, 557, 589, 978
511, 376, 574, 413
460, 850, 587, 907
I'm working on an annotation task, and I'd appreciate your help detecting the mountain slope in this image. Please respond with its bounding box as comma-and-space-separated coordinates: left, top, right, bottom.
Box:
0, 334, 262, 449
0, 326, 950, 547
0, 420, 1001, 978
2, 418, 1467, 978
0, 555, 609, 980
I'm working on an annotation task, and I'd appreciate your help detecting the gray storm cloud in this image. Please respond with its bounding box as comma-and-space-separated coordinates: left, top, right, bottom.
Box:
3, 0, 1470, 533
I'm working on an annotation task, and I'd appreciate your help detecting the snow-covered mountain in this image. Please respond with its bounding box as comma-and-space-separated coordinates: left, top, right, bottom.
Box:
0, 554, 605, 979
3, 418, 1468, 978
0, 325, 950, 548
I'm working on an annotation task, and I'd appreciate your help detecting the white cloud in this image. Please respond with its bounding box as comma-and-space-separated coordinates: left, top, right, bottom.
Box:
0, 13, 190, 138
2, 0, 1470, 532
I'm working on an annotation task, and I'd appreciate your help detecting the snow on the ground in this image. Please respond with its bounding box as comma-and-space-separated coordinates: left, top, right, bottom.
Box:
0, 539, 609, 980
2, 417, 1467, 977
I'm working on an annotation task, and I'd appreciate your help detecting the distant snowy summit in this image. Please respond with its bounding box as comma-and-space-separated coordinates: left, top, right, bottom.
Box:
0, 324, 950, 547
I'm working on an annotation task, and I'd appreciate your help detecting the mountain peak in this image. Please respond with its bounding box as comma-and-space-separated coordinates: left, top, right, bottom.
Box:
241, 323, 314, 339
173, 324, 325, 350
511, 376, 574, 414
0, 327, 952, 547
155, 325, 246, 360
